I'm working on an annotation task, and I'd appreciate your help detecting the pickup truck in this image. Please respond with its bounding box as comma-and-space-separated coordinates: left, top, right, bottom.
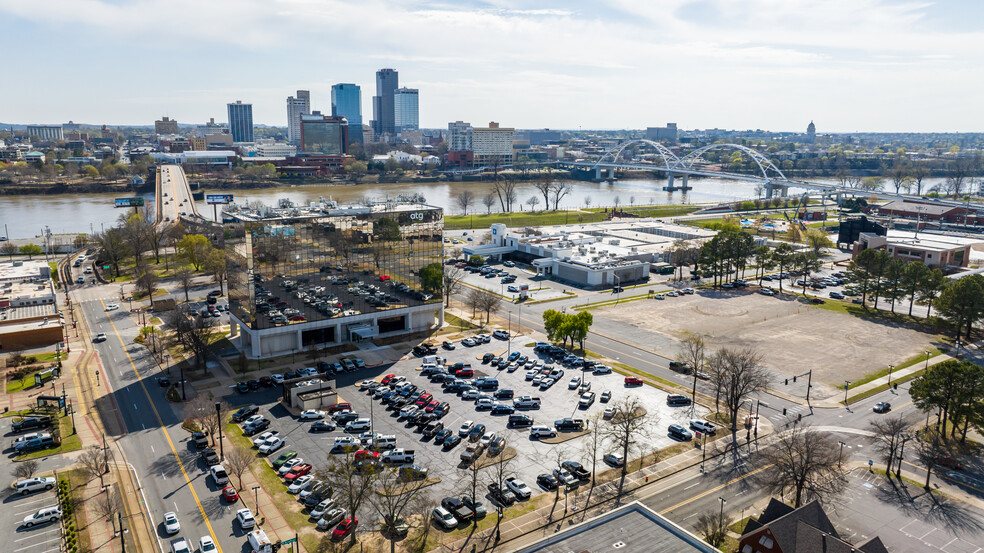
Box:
381, 448, 415, 464
232, 405, 259, 422
459, 443, 485, 464
554, 418, 585, 432
12, 416, 53, 433
513, 396, 541, 409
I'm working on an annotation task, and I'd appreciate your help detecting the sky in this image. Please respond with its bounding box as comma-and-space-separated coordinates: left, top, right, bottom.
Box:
1, 0, 982, 133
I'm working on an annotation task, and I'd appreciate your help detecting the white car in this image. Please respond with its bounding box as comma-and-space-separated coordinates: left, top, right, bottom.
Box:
492, 329, 510, 339
252, 430, 280, 447
23, 506, 61, 527
458, 420, 474, 437
530, 426, 556, 439
553, 468, 577, 487
277, 458, 305, 475
241, 415, 264, 427
170, 538, 191, 553
209, 465, 229, 485
288, 475, 314, 494
300, 409, 326, 420
759, 288, 777, 296
399, 405, 419, 419
475, 398, 494, 410
568, 377, 581, 389
236, 508, 255, 529
592, 365, 612, 375
332, 436, 357, 449
504, 477, 532, 499
309, 498, 337, 519
258, 437, 285, 454
105, 303, 120, 311
163, 512, 181, 534
432, 506, 458, 530
479, 432, 496, 447
525, 369, 539, 380
373, 386, 392, 398
345, 418, 371, 432
198, 536, 217, 553
462, 389, 481, 400
270, 374, 284, 384
316, 507, 347, 530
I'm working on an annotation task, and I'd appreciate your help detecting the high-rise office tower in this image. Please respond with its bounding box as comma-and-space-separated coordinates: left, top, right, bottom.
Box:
299, 112, 348, 156
331, 84, 363, 144
227, 100, 254, 143
286, 90, 311, 144
393, 88, 419, 134
371, 68, 398, 137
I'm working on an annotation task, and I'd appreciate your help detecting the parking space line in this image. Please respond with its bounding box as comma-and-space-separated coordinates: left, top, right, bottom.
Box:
14, 537, 62, 551
14, 530, 60, 542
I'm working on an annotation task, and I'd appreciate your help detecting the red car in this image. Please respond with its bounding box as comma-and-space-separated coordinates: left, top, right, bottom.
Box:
624, 376, 643, 386
935, 456, 964, 470
355, 450, 380, 462
456, 368, 474, 378
414, 393, 433, 407
332, 517, 358, 540
284, 463, 313, 481
329, 402, 351, 414
381, 374, 397, 385
221, 486, 239, 502
423, 400, 440, 413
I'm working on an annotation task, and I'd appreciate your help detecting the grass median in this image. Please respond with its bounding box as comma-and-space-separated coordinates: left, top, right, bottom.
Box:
16, 413, 82, 460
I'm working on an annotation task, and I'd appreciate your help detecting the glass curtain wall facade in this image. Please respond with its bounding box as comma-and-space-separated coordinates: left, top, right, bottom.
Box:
226, 205, 443, 349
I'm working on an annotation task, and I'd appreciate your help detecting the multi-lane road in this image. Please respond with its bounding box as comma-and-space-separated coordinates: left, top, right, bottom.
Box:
155, 165, 200, 224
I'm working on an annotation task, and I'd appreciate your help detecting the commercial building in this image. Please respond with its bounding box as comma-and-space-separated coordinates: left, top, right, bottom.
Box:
227, 100, 254, 143
224, 199, 444, 359
518, 128, 562, 145
739, 499, 887, 553
393, 87, 419, 134
447, 121, 473, 151
26, 125, 64, 141
256, 143, 296, 157
150, 150, 235, 167
193, 118, 228, 137
299, 113, 348, 156
645, 123, 678, 142
155, 116, 179, 135
331, 84, 363, 144
472, 121, 514, 165
464, 220, 716, 288
806, 120, 817, 144
515, 501, 716, 553
852, 229, 979, 270
0, 260, 62, 350
876, 199, 981, 225
372, 68, 399, 137
286, 90, 311, 145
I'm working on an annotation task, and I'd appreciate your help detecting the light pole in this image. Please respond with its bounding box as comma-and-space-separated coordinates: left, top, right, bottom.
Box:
252, 485, 262, 524
844, 380, 851, 407
887, 364, 894, 389
215, 402, 224, 460
838, 441, 846, 468
718, 497, 726, 524
924, 350, 930, 371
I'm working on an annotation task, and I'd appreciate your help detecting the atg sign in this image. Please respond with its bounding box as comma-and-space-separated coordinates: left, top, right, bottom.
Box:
206, 194, 233, 205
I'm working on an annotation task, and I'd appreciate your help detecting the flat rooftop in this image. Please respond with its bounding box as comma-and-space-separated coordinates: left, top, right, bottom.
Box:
224, 198, 441, 223
0, 260, 51, 282
0, 303, 58, 322
513, 501, 716, 553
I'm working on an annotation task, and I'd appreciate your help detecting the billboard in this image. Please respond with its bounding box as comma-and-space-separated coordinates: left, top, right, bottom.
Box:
115, 197, 145, 208
206, 194, 234, 205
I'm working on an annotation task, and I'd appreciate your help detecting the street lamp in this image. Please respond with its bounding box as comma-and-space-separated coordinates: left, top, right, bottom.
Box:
838, 441, 846, 468
843, 380, 851, 407
215, 402, 224, 460
887, 364, 894, 389
718, 497, 726, 523
897, 433, 910, 479
252, 485, 262, 524
924, 351, 930, 371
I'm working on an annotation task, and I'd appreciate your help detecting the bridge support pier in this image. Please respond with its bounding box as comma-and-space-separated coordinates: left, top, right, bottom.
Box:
764, 182, 789, 199
663, 173, 692, 192
594, 167, 615, 182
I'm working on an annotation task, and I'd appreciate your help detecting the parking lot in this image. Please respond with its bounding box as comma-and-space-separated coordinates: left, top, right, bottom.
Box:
456, 262, 570, 302
225, 332, 709, 516
5, 487, 63, 553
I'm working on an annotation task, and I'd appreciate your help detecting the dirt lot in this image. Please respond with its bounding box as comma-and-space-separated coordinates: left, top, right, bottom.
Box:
596, 289, 941, 389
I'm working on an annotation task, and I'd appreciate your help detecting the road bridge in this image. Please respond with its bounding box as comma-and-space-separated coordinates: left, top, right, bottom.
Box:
154, 164, 202, 225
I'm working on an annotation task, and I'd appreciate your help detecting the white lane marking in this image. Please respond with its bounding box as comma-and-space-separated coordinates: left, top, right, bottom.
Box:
150, 444, 155, 453
14, 530, 60, 541
683, 482, 700, 491
14, 537, 62, 551
133, 403, 138, 410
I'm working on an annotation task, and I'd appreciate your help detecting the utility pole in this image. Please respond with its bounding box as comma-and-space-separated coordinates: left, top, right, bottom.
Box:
838, 441, 846, 468
215, 402, 224, 460
843, 380, 851, 407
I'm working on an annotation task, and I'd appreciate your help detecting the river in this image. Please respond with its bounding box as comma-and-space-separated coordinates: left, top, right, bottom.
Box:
0, 176, 947, 239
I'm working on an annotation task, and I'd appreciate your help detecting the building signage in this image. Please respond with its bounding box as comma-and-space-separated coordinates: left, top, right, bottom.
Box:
114, 197, 145, 208
409, 212, 424, 220
206, 194, 234, 205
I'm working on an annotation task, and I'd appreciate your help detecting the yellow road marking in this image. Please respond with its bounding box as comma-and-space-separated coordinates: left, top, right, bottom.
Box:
660, 463, 774, 515
100, 299, 224, 553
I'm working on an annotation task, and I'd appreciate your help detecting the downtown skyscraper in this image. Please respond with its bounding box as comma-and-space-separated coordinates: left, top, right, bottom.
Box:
331, 84, 363, 144
371, 68, 398, 137
393, 87, 419, 134
286, 90, 311, 144
227, 100, 254, 143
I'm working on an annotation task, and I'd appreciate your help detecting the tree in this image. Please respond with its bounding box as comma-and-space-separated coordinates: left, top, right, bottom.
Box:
345, 161, 368, 183
678, 331, 706, 404
753, 245, 774, 284
490, 179, 518, 212
482, 193, 496, 215
225, 445, 254, 490
760, 426, 844, 507
418, 263, 443, 294
885, 160, 911, 194
694, 510, 731, 548
550, 183, 573, 210
525, 196, 540, 212
442, 264, 464, 308
94, 488, 123, 528
714, 346, 768, 440
486, 438, 515, 539
581, 414, 604, 487
135, 263, 159, 308
870, 414, 911, 475
457, 455, 489, 530
786, 223, 802, 243
321, 449, 382, 545
167, 305, 217, 371
93, 228, 129, 278
917, 267, 946, 318
176, 234, 212, 270
533, 174, 554, 209
934, 274, 984, 340
771, 243, 796, 294
454, 190, 475, 215
19, 244, 43, 259
601, 395, 656, 499
79, 444, 113, 490
470, 288, 501, 324
187, 394, 227, 445
203, 248, 227, 295
370, 468, 432, 553
796, 252, 822, 294
901, 261, 930, 317
915, 428, 950, 489
12, 459, 40, 480
804, 228, 833, 260
82, 165, 99, 178
1, 242, 17, 259
120, 212, 150, 264
882, 258, 907, 313
910, 359, 969, 439
175, 268, 194, 302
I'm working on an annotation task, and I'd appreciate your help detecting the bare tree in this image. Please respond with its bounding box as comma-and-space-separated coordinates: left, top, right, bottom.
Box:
525, 196, 540, 212
490, 179, 518, 212
915, 428, 950, 489
454, 190, 475, 215
225, 445, 254, 490
759, 426, 845, 507
469, 288, 501, 325
187, 395, 227, 445
482, 193, 496, 215
321, 449, 382, 545
457, 456, 489, 529
168, 305, 217, 372
487, 439, 516, 541
79, 444, 113, 490
678, 331, 706, 405
713, 347, 768, 440
370, 468, 432, 553
601, 395, 656, 499
581, 414, 604, 487
94, 487, 123, 527
533, 174, 554, 209
442, 264, 464, 309
135, 262, 159, 308
584, 196, 593, 208
870, 415, 911, 475
550, 183, 572, 210
12, 459, 40, 480
174, 268, 194, 302
694, 510, 731, 548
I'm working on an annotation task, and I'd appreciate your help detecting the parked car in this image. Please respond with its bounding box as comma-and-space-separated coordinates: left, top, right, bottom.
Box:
668, 424, 693, 441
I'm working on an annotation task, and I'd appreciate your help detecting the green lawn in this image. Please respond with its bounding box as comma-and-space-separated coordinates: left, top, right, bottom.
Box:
61, 468, 92, 553
445, 210, 607, 229
6, 371, 41, 394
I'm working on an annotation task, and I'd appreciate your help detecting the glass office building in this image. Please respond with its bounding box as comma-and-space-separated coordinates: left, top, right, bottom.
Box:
225, 201, 444, 358
331, 84, 363, 144
299, 113, 348, 156
227, 100, 254, 143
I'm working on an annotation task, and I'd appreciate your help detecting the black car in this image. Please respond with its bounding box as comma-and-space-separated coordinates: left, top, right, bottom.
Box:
494, 389, 514, 400
507, 414, 533, 428
310, 421, 335, 432
247, 379, 261, 390
486, 483, 517, 506
237, 382, 250, 393
390, 397, 410, 409
259, 376, 274, 387
231, 405, 259, 422
561, 461, 591, 481
537, 473, 559, 490
491, 404, 515, 415
243, 419, 270, 435
415, 414, 437, 429
443, 435, 462, 449
284, 371, 299, 380
422, 422, 445, 438
433, 402, 450, 416
156, 376, 170, 387
200, 449, 220, 466
482, 353, 494, 364
335, 412, 359, 424
434, 428, 452, 443
468, 423, 487, 442
441, 497, 473, 521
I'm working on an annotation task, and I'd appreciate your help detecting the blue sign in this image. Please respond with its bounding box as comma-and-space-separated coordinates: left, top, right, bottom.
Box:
206, 194, 233, 205
115, 198, 145, 208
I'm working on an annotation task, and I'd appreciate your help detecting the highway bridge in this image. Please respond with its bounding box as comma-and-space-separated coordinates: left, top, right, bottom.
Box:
154, 164, 203, 225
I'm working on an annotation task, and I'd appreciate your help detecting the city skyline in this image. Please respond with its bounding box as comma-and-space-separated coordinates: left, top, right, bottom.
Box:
1, 0, 983, 132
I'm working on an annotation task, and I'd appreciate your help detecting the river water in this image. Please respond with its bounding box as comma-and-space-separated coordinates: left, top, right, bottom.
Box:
0, 176, 947, 239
